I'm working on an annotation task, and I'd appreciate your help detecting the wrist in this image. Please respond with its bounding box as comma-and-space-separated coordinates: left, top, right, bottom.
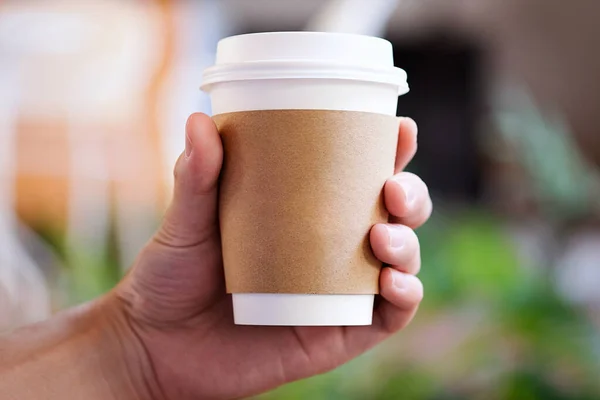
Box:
93, 293, 165, 400
0, 294, 163, 400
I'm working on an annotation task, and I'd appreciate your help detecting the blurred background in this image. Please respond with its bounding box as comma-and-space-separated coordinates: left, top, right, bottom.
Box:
1, 0, 600, 398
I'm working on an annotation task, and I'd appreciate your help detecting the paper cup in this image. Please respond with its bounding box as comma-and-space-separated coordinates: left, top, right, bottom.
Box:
201, 32, 408, 326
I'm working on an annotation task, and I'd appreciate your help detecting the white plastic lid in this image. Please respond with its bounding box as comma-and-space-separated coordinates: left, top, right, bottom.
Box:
201, 32, 408, 95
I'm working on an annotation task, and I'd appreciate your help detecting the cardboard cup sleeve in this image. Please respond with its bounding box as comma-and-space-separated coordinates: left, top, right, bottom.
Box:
214, 109, 399, 294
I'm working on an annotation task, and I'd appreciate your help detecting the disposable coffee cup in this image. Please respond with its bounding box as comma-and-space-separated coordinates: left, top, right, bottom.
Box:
201, 32, 409, 326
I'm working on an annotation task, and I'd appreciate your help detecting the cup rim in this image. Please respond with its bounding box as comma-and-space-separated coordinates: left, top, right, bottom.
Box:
201, 59, 408, 94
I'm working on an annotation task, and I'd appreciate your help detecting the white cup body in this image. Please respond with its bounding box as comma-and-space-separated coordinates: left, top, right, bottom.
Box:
202, 32, 407, 326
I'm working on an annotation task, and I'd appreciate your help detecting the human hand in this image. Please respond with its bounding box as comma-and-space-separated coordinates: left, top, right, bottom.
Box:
109, 113, 432, 400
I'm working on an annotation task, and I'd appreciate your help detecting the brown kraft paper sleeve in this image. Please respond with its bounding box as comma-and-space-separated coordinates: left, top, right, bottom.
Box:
213, 109, 399, 294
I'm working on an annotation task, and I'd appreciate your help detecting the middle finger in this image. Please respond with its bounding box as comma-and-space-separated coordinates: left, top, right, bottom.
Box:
370, 223, 421, 275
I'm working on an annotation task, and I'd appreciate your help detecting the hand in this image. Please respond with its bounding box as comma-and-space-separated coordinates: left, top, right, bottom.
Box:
110, 113, 432, 400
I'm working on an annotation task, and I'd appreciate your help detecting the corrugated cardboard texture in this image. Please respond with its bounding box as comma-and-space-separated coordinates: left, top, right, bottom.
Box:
214, 110, 399, 294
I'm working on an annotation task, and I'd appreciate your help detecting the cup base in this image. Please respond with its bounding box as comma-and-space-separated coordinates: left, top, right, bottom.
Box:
232, 293, 374, 326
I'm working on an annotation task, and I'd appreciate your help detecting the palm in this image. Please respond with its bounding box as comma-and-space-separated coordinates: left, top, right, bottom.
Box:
123, 231, 380, 399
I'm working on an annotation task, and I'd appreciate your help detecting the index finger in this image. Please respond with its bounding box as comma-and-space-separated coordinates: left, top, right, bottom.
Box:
394, 117, 418, 173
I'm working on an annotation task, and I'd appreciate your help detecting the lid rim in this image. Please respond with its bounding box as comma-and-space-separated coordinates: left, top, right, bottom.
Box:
201, 60, 408, 94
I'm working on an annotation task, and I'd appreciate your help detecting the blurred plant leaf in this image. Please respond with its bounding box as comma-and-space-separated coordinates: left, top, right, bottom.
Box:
418, 206, 521, 308
493, 85, 599, 220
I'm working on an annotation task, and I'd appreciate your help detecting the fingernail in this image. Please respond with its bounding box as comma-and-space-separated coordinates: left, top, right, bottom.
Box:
185, 132, 192, 158
386, 225, 405, 249
396, 179, 416, 209
393, 271, 406, 289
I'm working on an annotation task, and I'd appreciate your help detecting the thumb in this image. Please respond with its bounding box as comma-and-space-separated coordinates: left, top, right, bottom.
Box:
155, 113, 223, 248
118, 114, 224, 324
